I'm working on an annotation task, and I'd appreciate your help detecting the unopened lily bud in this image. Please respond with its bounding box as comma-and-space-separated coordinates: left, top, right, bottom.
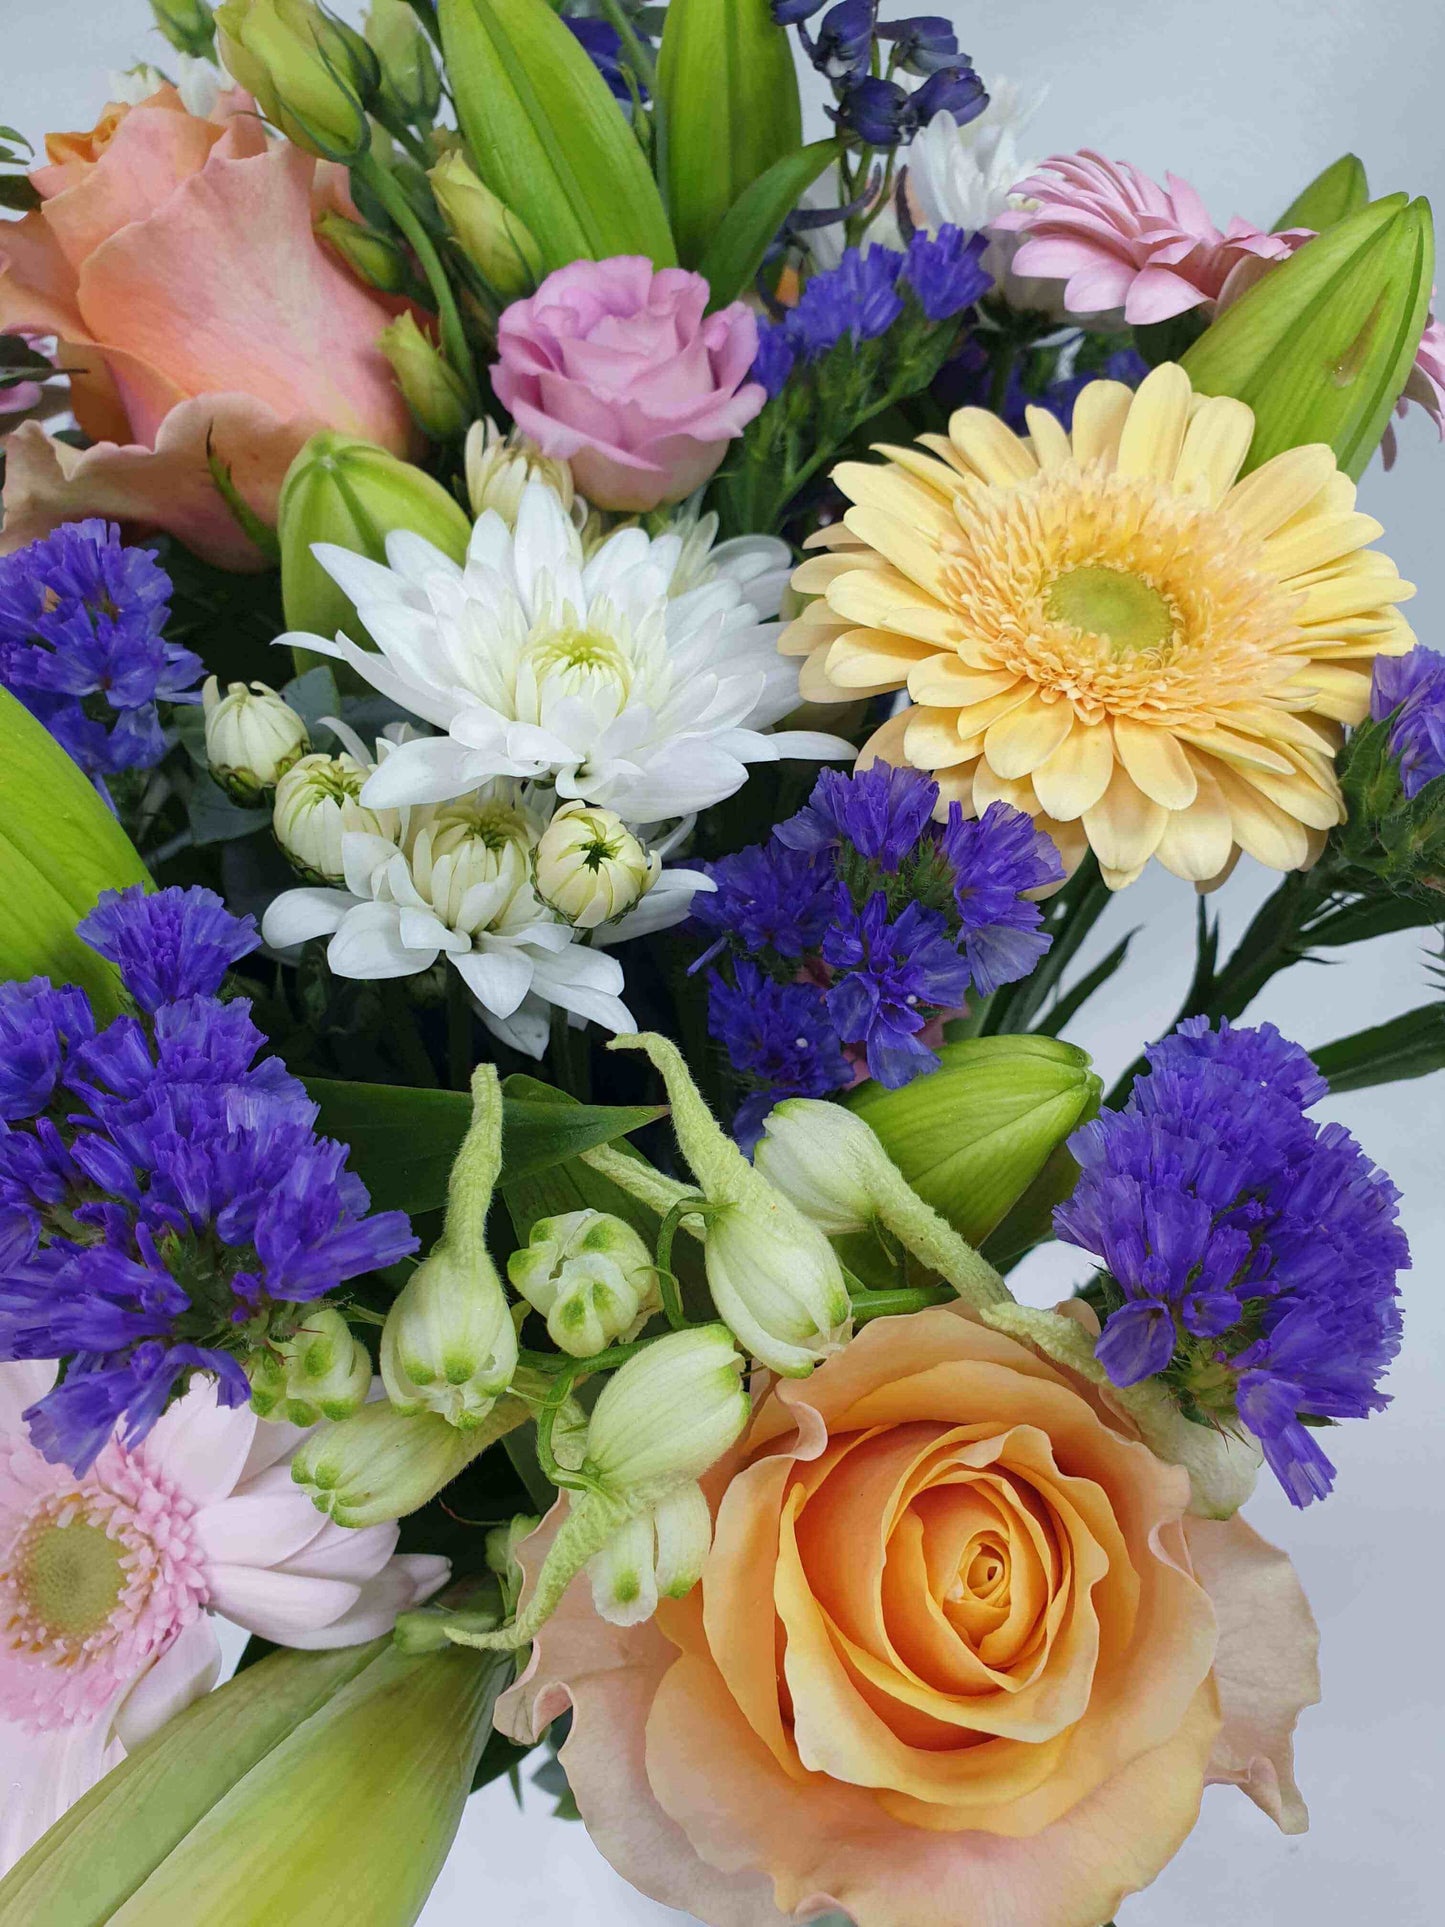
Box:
585, 1323, 749, 1497
610, 1035, 851, 1377
378, 312, 471, 442
272, 750, 396, 885
314, 209, 411, 293
203, 675, 310, 803
216, 0, 377, 161
382, 1065, 518, 1426
464, 416, 575, 527
534, 803, 660, 929
291, 1399, 481, 1526
586, 1479, 713, 1626
365, 0, 441, 125
148, 0, 217, 58
429, 150, 544, 303
508, 1208, 659, 1357
276, 1306, 372, 1425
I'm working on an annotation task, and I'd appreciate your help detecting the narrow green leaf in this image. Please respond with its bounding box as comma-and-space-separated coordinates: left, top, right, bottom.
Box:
657, 0, 802, 271
1034, 929, 1140, 1038
306, 1076, 666, 1214
696, 138, 839, 308
1276, 153, 1369, 232
1312, 1002, 1445, 1093
1304, 892, 1443, 947
440, 0, 675, 272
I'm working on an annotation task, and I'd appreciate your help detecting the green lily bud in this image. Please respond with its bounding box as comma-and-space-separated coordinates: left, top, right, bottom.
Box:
314, 208, 412, 293
610, 1034, 851, 1376
272, 750, 399, 885
202, 676, 309, 804
148, 0, 217, 58
382, 1065, 518, 1425
365, 0, 441, 125
216, 0, 377, 161
587, 1479, 712, 1625
0, 688, 150, 1018
0, 1624, 507, 1924
378, 311, 472, 442
534, 802, 660, 929
1182, 192, 1435, 479
848, 1036, 1102, 1250
278, 430, 471, 652
1276, 152, 1369, 233
587, 1323, 750, 1496
429, 149, 545, 302
508, 1207, 660, 1357
290, 1399, 484, 1526
273, 1306, 373, 1425
464, 415, 576, 526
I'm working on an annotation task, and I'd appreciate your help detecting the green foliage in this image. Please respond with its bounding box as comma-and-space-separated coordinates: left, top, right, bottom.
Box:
1312, 1001, 1445, 1093
696, 139, 839, 309
1276, 152, 1370, 232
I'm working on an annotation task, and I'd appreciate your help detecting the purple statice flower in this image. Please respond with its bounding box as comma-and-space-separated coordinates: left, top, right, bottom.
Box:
785, 246, 906, 359
778, 762, 939, 871
706, 963, 850, 1148
822, 891, 972, 1086
1370, 645, 1445, 798
943, 801, 1064, 996
939, 338, 1148, 436
78, 885, 260, 1012
689, 840, 837, 965
751, 323, 799, 402
903, 226, 993, 323
0, 888, 416, 1473
1054, 1016, 1408, 1507
0, 519, 201, 782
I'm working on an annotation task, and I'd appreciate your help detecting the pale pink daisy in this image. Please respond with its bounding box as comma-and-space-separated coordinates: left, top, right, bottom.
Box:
0, 1361, 448, 1872
992, 150, 1290, 323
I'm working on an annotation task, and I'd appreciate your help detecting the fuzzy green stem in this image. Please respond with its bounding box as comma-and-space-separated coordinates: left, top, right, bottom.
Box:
443, 1065, 504, 1269
441, 1489, 632, 1650
579, 1142, 702, 1227
872, 1191, 1011, 1309
594, 0, 657, 93
653, 1196, 713, 1329
849, 1284, 955, 1324
353, 150, 479, 409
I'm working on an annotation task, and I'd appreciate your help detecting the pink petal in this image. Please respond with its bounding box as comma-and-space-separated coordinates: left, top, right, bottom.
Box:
111, 1613, 221, 1752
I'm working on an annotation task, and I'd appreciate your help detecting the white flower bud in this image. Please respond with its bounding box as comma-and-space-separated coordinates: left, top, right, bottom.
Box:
464, 416, 575, 526
203, 676, 310, 803
274, 1306, 372, 1425
507, 1209, 659, 1357
754, 1098, 893, 1234
272, 751, 397, 885
534, 802, 660, 930
586, 1480, 713, 1626
290, 1401, 480, 1527
585, 1324, 749, 1498
381, 1246, 519, 1428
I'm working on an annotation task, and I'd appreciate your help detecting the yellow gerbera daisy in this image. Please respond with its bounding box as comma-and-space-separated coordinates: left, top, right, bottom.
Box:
781, 362, 1416, 887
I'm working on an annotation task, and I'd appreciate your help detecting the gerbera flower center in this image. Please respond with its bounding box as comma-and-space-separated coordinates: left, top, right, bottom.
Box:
1043, 565, 1176, 657
11, 1517, 127, 1641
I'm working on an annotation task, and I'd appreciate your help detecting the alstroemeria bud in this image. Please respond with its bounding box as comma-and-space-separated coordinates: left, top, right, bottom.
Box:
278, 431, 471, 651
291, 1400, 482, 1527
610, 1035, 851, 1376
382, 1065, 518, 1425
485, 1513, 540, 1615
148, 0, 217, 59
314, 209, 411, 293
428, 151, 545, 303
202, 676, 310, 804
586, 1480, 713, 1626
365, 0, 441, 125
534, 803, 660, 929
216, 0, 377, 161
463, 416, 575, 526
586, 1323, 750, 1497
508, 1208, 659, 1357
272, 750, 396, 885
378, 312, 471, 442
274, 1307, 372, 1425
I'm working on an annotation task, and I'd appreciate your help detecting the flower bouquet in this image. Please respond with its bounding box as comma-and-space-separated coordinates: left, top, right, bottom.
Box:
0, 0, 1439, 1920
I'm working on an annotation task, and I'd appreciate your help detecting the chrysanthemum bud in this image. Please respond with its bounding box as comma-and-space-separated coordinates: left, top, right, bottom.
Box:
586, 1481, 712, 1626
291, 1400, 482, 1527
382, 1066, 518, 1426
365, 0, 441, 126
463, 416, 576, 526
609, 1035, 851, 1376
585, 1323, 750, 1496
202, 676, 310, 804
508, 1208, 659, 1357
272, 750, 397, 885
378, 312, 471, 442
148, 0, 217, 59
428, 151, 545, 302
216, 0, 377, 161
274, 1307, 372, 1425
314, 209, 411, 293
534, 803, 661, 929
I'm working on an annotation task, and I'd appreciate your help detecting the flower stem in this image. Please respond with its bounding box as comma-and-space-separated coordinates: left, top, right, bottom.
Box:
849, 1284, 955, 1323
446, 969, 473, 1092
353, 150, 479, 410
595, 0, 657, 95
382, 981, 438, 1087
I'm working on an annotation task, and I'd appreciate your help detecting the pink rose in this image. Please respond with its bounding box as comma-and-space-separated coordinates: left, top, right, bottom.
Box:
0, 86, 415, 569
493, 256, 765, 512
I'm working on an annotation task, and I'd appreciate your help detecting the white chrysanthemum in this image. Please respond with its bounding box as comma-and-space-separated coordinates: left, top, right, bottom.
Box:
278, 482, 847, 824
907, 82, 1046, 239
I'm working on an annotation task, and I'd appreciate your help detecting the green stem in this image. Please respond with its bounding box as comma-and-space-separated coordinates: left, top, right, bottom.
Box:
535, 1365, 596, 1493
653, 1196, 713, 1329
382, 981, 438, 1087
446, 969, 473, 1092
594, 0, 657, 94
849, 1284, 955, 1324
445, 1065, 504, 1265
354, 150, 479, 408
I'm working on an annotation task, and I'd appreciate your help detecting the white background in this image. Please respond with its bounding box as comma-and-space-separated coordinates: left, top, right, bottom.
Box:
8, 1, 1445, 1919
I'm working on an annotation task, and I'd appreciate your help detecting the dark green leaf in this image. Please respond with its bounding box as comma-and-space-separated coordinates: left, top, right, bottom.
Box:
1034, 930, 1140, 1038
471, 1723, 536, 1795
1304, 890, 1443, 947
697, 139, 839, 309
0, 175, 40, 211
1313, 1001, 1445, 1093
1132, 311, 1208, 367
187, 769, 268, 846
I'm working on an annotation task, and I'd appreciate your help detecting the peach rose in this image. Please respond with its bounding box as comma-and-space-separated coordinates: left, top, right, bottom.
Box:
500, 1308, 1319, 1927
0, 86, 414, 569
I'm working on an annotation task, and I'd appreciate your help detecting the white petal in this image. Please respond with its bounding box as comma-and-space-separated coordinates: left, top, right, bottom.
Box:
359, 735, 482, 810
0, 1711, 121, 1875
261, 887, 354, 951
281, 1554, 450, 1650
205, 1563, 361, 1641
600, 869, 713, 944
143, 1378, 255, 1507
111, 1615, 221, 1753
452, 944, 534, 1018
476, 994, 550, 1059
327, 902, 430, 980
341, 831, 404, 900
311, 542, 405, 608
754, 728, 855, 763
194, 1491, 326, 1569
384, 528, 463, 585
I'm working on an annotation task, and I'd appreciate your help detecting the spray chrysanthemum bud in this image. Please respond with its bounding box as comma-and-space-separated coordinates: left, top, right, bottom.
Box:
463, 417, 576, 526
272, 750, 397, 885
534, 803, 660, 929
202, 676, 310, 804
507, 1209, 659, 1356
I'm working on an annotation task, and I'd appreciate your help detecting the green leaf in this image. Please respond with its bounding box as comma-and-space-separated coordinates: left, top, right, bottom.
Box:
1132, 310, 1208, 368
696, 139, 839, 308
305, 1076, 666, 1214
1034, 929, 1140, 1038
1303, 891, 1443, 947
1312, 1002, 1445, 1093
0, 174, 40, 211
657, 0, 802, 271
440, 0, 675, 272
1276, 153, 1369, 232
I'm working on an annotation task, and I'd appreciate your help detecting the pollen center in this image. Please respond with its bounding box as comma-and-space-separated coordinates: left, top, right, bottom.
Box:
13, 1520, 126, 1641
1044, 566, 1175, 656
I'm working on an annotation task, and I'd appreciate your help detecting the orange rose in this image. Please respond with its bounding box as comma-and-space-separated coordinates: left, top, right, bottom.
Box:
0, 85, 414, 568
500, 1308, 1319, 1927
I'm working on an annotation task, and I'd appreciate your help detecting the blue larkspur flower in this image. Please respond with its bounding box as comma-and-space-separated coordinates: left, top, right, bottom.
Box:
801, 0, 873, 77
903, 225, 993, 323
822, 890, 972, 1086
0, 887, 416, 1473
1054, 1016, 1407, 1507
877, 14, 960, 74
706, 962, 850, 1147
563, 15, 647, 103
1370, 644, 1445, 798
0, 519, 201, 782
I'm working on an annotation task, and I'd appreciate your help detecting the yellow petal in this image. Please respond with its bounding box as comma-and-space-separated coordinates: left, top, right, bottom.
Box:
1172, 396, 1254, 505
950, 683, 1039, 751
905, 705, 975, 770
837, 464, 957, 544
1230, 757, 1343, 832
778, 604, 848, 658
828, 566, 959, 643
802, 523, 867, 553
1031, 719, 1116, 820
1209, 762, 1312, 870
827, 628, 935, 690
1024, 407, 1074, 470
1223, 444, 1338, 541
1262, 511, 1384, 581
791, 549, 889, 594
1278, 664, 1375, 724
983, 693, 1077, 780
915, 432, 974, 478
1173, 724, 1296, 776
857, 706, 912, 770
906, 657, 1021, 706
840, 506, 959, 599
1082, 763, 1168, 875
946, 408, 1040, 487
1115, 363, 1193, 482
1153, 759, 1234, 882
1111, 716, 1198, 811
971, 762, 1039, 813
1068, 380, 1134, 468
1294, 571, 1414, 625
872, 442, 972, 499
798, 645, 858, 703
